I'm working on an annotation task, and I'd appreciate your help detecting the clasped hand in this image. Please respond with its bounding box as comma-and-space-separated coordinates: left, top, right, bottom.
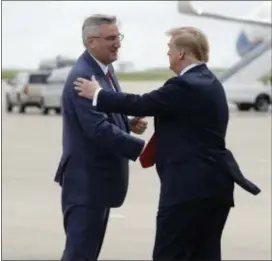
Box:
129, 117, 147, 135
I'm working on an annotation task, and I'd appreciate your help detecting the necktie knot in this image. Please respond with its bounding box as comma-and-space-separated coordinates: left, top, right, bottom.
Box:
105, 71, 116, 91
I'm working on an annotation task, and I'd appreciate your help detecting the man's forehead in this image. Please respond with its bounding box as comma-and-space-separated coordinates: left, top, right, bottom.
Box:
99, 24, 119, 33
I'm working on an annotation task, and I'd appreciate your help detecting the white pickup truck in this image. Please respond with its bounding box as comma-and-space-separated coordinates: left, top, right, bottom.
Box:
5, 71, 49, 113
223, 82, 272, 112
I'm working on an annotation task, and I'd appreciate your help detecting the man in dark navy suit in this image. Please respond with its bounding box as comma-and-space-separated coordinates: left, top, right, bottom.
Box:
54, 14, 147, 261
74, 26, 261, 260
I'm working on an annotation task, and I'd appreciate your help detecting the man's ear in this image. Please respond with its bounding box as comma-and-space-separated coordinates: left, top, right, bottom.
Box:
87, 36, 95, 48
179, 49, 185, 60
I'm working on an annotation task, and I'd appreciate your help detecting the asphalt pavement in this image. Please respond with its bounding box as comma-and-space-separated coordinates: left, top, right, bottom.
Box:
2, 81, 271, 260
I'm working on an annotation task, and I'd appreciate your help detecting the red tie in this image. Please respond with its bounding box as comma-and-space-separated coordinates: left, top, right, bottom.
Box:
105, 71, 116, 92
139, 133, 156, 168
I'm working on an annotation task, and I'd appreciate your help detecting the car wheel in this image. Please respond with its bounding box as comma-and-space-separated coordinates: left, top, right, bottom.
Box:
5, 95, 13, 112
55, 108, 61, 114
19, 104, 26, 113
18, 95, 26, 113
42, 108, 49, 115
254, 95, 270, 112
237, 103, 252, 111
40, 99, 49, 115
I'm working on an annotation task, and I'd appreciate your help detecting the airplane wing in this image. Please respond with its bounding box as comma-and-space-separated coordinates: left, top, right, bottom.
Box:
177, 1, 271, 28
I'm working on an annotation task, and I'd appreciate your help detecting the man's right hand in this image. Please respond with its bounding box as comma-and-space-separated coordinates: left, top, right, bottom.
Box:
74, 75, 100, 99
129, 117, 148, 135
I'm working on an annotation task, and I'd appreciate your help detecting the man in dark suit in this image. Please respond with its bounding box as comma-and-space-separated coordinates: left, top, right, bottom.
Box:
54, 14, 146, 261
74, 26, 261, 260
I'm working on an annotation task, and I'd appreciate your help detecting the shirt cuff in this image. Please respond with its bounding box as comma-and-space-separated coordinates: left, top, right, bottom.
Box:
92, 87, 102, 106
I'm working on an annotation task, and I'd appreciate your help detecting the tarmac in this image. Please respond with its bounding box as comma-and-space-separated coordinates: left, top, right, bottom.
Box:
2, 81, 271, 260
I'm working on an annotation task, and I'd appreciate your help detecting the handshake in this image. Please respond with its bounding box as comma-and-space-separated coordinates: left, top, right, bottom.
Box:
129, 116, 148, 135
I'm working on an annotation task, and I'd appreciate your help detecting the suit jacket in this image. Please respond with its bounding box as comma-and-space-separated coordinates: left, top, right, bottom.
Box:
54, 50, 144, 208
95, 64, 261, 207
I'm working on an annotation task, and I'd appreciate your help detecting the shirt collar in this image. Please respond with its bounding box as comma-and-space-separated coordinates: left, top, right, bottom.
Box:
180, 63, 201, 76
88, 52, 108, 75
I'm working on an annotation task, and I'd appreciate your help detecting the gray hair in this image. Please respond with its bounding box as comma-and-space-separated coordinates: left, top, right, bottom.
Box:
82, 14, 117, 47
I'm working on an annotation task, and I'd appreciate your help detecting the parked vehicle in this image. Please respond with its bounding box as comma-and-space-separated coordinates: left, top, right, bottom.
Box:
5, 71, 49, 113
224, 82, 271, 112
40, 66, 72, 115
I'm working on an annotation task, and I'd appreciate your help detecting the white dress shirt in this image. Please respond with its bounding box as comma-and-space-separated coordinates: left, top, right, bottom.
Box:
90, 52, 145, 153
90, 52, 110, 106
90, 52, 108, 75
180, 63, 201, 76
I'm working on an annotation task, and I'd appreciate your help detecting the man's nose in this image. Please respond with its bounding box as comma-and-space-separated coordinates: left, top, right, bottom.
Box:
114, 41, 121, 48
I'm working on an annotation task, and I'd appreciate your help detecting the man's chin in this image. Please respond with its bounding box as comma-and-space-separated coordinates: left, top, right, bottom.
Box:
110, 53, 118, 62
169, 64, 177, 74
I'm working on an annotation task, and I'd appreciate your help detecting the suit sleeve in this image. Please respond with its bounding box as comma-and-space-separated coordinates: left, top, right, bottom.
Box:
96, 78, 191, 116
70, 81, 144, 161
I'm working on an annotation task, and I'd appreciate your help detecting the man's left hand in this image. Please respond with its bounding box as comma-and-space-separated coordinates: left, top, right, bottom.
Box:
130, 117, 148, 135
74, 75, 99, 99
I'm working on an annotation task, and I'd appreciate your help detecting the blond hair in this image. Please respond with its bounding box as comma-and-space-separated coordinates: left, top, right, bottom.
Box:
166, 26, 209, 63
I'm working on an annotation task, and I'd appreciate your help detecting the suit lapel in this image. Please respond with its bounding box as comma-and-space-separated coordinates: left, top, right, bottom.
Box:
99, 77, 114, 92
82, 50, 104, 77
82, 50, 129, 132
82, 51, 114, 92
108, 65, 130, 132
108, 66, 121, 92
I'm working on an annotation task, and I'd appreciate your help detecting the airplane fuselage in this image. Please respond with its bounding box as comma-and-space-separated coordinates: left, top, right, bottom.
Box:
236, 2, 271, 57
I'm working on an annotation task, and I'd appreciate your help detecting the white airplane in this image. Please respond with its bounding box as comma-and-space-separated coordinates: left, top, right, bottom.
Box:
177, 1, 272, 112
39, 55, 76, 72
177, 1, 271, 57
